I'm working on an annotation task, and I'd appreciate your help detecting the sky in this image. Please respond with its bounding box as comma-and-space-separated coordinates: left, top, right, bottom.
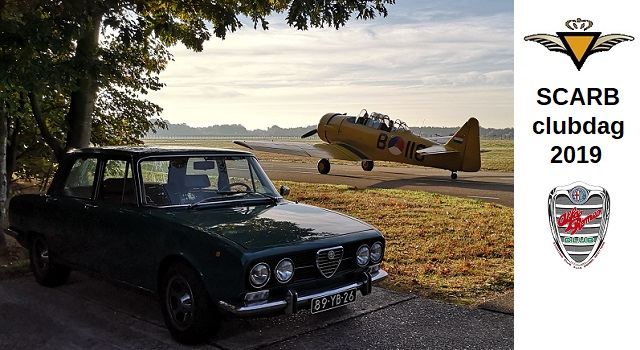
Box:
146, 0, 513, 130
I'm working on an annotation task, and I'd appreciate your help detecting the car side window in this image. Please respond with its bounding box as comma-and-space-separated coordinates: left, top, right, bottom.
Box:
62, 158, 98, 199
98, 159, 136, 205
140, 160, 171, 205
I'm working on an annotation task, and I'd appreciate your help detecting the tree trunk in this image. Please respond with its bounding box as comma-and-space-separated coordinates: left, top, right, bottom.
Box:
0, 97, 8, 252
6, 117, 21, 181
64, 11, 103, 152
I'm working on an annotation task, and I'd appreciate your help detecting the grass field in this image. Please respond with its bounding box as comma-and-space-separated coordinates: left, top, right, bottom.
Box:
276, 182, 513, 306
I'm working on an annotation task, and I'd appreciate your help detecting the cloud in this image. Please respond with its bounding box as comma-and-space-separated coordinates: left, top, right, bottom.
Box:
148, 1, 513, 130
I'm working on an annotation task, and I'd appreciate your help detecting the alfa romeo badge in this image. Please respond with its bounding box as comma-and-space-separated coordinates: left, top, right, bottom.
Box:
548, 182, 610, 268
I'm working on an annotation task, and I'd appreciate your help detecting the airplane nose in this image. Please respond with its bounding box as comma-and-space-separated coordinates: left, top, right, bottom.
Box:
315, 112, 345, 143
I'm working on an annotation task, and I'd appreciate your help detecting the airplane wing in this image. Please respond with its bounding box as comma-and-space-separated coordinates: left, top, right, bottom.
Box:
234, 140, 367, 161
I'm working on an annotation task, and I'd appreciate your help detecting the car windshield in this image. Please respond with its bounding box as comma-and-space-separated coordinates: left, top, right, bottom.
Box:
139, 155, 280, 207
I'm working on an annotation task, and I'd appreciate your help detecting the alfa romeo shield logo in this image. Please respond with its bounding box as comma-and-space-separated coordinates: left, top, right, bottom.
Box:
548, 182, 610, 268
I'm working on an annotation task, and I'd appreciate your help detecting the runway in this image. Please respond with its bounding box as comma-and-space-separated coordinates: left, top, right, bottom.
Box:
260, 161, 514, 207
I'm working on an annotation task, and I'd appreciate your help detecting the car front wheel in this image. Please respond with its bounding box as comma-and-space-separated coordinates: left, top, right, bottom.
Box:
160, 262, 220, 344
29, 235, 70, 287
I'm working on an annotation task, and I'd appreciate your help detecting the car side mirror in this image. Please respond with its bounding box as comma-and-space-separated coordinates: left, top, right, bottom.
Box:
279, 186, 290, 197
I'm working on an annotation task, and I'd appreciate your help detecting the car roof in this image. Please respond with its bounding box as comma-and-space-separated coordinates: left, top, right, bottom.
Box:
70, 146, 254, 158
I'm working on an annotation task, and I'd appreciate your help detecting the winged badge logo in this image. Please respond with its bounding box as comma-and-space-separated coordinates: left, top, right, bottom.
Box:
525, 18, 633, 70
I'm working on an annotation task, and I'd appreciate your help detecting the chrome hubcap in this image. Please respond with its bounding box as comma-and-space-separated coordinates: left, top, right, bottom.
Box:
166, 276, 194, 330
34, 239, 50, 272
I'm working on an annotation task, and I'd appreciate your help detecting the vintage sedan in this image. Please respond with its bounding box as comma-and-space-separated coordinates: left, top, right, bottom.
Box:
7, 147, 387, 344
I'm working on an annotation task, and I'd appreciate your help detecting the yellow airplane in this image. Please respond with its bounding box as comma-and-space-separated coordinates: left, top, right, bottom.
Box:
234, 109, 481, 179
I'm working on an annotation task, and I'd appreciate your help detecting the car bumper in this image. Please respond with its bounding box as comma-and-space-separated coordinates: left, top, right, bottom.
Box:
217, 268, 388, 317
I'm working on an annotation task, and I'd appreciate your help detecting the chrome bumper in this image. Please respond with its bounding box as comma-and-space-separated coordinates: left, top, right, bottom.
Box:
218, 268, 387, 317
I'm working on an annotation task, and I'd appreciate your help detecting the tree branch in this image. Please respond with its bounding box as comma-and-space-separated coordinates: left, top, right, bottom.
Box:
28, 91, 64, 160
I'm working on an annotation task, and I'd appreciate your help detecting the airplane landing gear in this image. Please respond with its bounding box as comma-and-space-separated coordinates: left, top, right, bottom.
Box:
361, 160, 374, 172
318, 158, 331, 174
451, 172, 458, 180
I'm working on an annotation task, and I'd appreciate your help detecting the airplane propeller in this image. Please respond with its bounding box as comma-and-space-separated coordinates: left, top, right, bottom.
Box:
301, 129, 318, 139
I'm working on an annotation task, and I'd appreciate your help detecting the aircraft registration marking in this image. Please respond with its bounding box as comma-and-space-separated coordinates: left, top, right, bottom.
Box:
376, 133, 427, 161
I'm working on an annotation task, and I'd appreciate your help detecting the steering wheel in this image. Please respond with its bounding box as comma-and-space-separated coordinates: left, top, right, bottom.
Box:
221, 182, 252, 192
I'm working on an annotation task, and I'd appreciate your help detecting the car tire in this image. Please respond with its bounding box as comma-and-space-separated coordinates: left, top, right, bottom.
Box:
160, 262, 220, 344
29, 235, 70, 287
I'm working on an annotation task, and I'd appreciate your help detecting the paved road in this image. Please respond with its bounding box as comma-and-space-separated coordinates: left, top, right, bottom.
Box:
260, 162, 514, 207
0, 273, 513, 349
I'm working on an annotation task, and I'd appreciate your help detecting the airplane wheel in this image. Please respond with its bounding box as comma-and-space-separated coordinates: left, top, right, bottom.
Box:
317, 159, 331, 174
361, 160, 374, 172
451, 172, 458, 180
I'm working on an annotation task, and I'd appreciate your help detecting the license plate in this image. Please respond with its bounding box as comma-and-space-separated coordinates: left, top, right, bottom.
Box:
310, 289, 356, 314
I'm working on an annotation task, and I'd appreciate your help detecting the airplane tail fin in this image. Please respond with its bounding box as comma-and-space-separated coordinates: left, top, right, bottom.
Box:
445, 117, 481, 171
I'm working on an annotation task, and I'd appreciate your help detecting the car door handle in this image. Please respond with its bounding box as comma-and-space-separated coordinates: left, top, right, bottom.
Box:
84, 204, 98, 209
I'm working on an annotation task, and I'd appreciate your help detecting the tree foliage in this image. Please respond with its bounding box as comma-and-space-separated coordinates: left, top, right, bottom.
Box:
0, 0, 394, 170
2, 0, 393, 153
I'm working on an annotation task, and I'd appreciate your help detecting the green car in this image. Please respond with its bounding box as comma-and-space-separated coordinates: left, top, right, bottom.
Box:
7, 147, 387, 344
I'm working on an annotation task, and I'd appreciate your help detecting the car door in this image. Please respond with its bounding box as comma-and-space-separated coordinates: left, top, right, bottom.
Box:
50, 155, 101, 269
89, 157, 160, 287
53, 155, 144, 277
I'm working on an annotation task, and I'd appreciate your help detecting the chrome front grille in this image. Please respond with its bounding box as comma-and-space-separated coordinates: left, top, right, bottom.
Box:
316, 246, 344, 278
552, 194, 604, 264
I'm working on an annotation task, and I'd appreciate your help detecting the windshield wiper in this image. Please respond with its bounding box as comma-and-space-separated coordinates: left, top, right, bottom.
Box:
188, 192, 248, 209
188, 191, 279, 209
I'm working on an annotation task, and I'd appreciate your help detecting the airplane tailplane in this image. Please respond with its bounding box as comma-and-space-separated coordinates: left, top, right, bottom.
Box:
445, 117, 481, 172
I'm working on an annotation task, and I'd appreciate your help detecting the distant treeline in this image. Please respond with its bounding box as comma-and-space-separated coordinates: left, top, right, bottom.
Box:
145, 121, 514, 139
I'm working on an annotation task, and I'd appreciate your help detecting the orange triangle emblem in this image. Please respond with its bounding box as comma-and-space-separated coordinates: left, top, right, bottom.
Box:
557, 32, 601, 70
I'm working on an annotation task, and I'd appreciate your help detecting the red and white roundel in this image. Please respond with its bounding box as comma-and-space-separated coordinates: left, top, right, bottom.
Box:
388, 136, 404, 155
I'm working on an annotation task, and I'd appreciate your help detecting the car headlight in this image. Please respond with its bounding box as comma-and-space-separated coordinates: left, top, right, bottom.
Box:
370, 242, 383, 263
249, 262, 270, 288
356, 244, 370, 267
275, 258, 294, 283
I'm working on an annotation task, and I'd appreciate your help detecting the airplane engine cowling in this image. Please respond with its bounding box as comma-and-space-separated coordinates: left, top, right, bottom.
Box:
316, 113, 346, 144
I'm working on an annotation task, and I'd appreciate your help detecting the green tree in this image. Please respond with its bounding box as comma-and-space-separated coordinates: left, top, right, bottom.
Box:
3, 0, 393, 155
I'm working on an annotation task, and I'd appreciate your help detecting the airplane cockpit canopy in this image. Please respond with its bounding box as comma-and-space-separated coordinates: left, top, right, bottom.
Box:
350, 109, 411, 133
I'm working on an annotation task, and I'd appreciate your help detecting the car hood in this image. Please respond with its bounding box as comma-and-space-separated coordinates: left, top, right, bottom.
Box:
156, 201, 375, 250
